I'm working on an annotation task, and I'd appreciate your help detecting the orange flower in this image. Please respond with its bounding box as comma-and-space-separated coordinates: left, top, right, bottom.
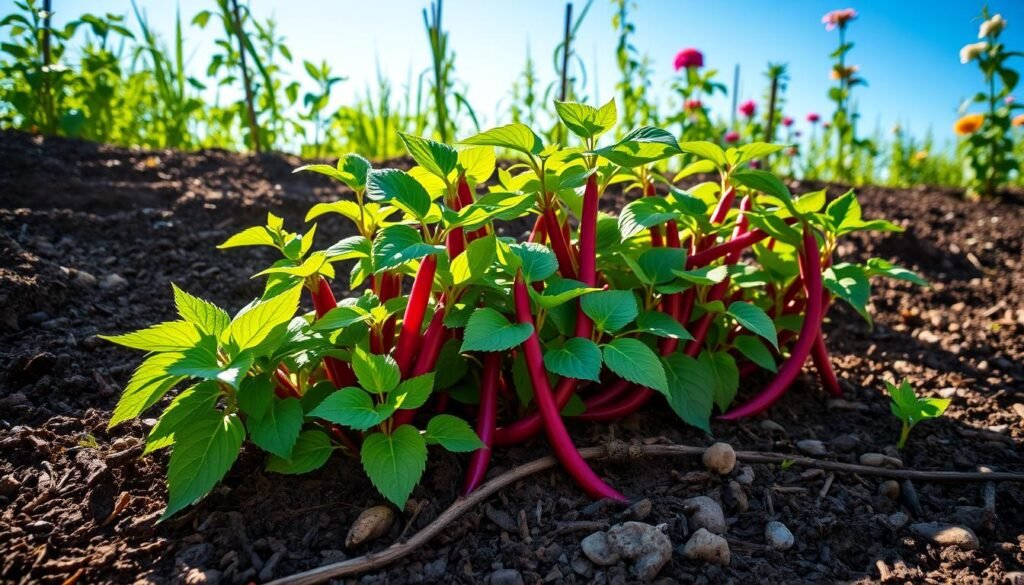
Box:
954, 113, 984, 135
830, 65, 859, 80
1013, 114, 1024, 127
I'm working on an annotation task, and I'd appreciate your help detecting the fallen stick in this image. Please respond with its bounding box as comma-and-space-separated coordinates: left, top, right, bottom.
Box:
267, 442, 1024, 585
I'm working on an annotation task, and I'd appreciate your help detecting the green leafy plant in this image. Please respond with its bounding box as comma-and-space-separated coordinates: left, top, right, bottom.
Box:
956, 7, 1020, 198
101, 100, 921, 516
822, 7, 867, 182
886, 378, 950, 449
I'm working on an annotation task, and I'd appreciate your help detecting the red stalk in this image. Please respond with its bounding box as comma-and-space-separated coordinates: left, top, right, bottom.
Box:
686, 217, 797, 268
644, 181, 664, 247
811, 331, 842, 397
393, 255, 438, 377
512, 274, 627, 501
528, 214, 547, 244
575, 174, 600, 336
493, 376, 577, 447
459, 176, 488, 242
720, 226, 824, 420
447, 184, 466, 259
311, 277, 356, 388
462, 352, 501, 495
543, 206, 577, 279
391, 305, 448, 427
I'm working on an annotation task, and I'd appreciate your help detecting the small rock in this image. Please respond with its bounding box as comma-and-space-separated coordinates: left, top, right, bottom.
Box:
1012, 403, 1024, 419
724, 480, 749, 513
486, 504, 518, 532
910, 522, 979, 550
100, 273, 129, 290
489, 568, 524, 585
682, 496, 726, 535
182, 568, 222, 585
859, 453, 903, 467
796, 439, 827, 457
626, 498, 652, 521
66, 267, 97, 287
765, 521, 794, 551
606, 522, 672, 581
682, 528, 730, 566
581, 531, 619, 566
0, 475, 19, 498
888, 512, 909, 530
345, 505, 394, 548
702, 442, 736, 475
1004, 571, 1024, 585
735, 465, 755, 485
829, 434, 859, 453
759, 420, 786, 434
26, 520, 54, 533
878, 480, 900, 501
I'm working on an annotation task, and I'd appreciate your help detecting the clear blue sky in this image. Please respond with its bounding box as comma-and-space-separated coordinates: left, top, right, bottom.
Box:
44, 0, 1024, 146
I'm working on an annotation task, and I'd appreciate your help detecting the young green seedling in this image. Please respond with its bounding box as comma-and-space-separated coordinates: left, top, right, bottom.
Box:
887, 378, 950, 449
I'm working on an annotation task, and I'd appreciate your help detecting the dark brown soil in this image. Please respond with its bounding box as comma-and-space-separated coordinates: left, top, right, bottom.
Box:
1, 130, 1023, 585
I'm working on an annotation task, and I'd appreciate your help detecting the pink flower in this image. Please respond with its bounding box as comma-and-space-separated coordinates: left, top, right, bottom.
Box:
822, 8, 857, 31
685, 99, 703, 111
1006, 96, 1016, 105
724, 130, 740, 144
782, 116, 794, 127
739, 100, 756, 118
807, 112, 821, 124
748, 160, 761, 169
823, 121, 832, 129
674, 48, 704, 71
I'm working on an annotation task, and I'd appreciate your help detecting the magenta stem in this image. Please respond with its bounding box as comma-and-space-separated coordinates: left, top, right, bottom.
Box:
462, 352, 501, 495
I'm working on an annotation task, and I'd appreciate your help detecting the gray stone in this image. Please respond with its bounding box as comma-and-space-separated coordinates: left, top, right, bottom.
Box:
878, 480, 900, 501
581, 531, 619, 566
681, 496, 726, 535
489, 569, 524, 585
796, 439, 827, 456
910, 522, 979, 551
887, 512, 909, 530
765, 521, 794, 551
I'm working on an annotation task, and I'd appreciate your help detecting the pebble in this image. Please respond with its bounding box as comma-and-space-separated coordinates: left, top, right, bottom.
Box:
100, 273, 128, 290
1012, 403, 1024, 419
181, 568, 222, 585
625, 498, 652, 521
489, 568, 524, 585
345, 505, 394, 548
829, 434, 860, 453
681, 496, 727, 534
582, 522, 672, 580
581, 531, 619, 566
65, 267, 97, 287
724, 480, 749, 513
887, 512, 909, 530
682, 528, 730, 566
735, 465, 755, 485
702, 442, 736, 475
764, 521, 795, 551
796, 439, 827, 456
878, 480, 900, 501
910, 522, 979, 550
859, 453, 903, 468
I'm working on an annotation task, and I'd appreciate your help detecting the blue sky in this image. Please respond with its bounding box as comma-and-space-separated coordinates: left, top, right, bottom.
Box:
46, 0, 1024, 146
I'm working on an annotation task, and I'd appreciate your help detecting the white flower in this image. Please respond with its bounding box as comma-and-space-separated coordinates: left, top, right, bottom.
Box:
960, 41, 988, 64
979, 14, 1006, 39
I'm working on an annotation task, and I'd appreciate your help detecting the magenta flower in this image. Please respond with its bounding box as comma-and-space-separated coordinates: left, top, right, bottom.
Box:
674, 48, 704, 71
807, 112, 821, 124
822, 8, 857, 31
685, 99, 703, 111
748, 160, 761, 169
739, 100, 756, 118
782, 116, 794, 127
724, 130, 740, 144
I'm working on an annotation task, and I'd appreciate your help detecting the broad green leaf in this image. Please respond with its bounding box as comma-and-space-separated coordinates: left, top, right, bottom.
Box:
618, 198, 676, 240
100, 320, 201, 352
824, 263, 871, 323
255, 252, 333, 279
352, 346, 401, 394
266, 430, 334, 474
361, 426, 427, 508
677, 141, 727, 168
372, 224, 444, 272
309, 387, 391, 431
162, 412, 245, 519
581, 290, 638, 332
228, 285, 302, 352
460, 123, 543, 157
109, 352, 185, 427
554, 99, 617, 140
399, 132, 458, 180
248, 397, 303, 459
325, 235, 372, 261
727, 301, 779, 350
745, 213, 803, 247
673, 265, 730, 285
144, 382, 220, 455
218, 226, 276, 249
543, 337, 602, 382
434, 338, 468, 389
733, 142, 785, 166
731, 169, 793, 204
461, 308, 533, 352
295, 153, 370, 191
673, 159, 717, 182
637, 247, 686, 284
173, 285, 230, 337
509, 242, 558, 282
595, 126, 681, 167
636, 310, 694, 340
451, 233, 496, 286
734, 336, 777, 373
602, 338, 668, 392
700, 350, 739, 411
313, 305, 371, 331
167, 345, 253, 389
794, 189, 827, 214
531, 280, 600, 310
366, 168, 432, 220
661, 353, 714, 432
458, 146, 496, 184
387, 373, 435, 411
424, 414, 484, 452
237, 374, 276, 419
865, 258, 927, 286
